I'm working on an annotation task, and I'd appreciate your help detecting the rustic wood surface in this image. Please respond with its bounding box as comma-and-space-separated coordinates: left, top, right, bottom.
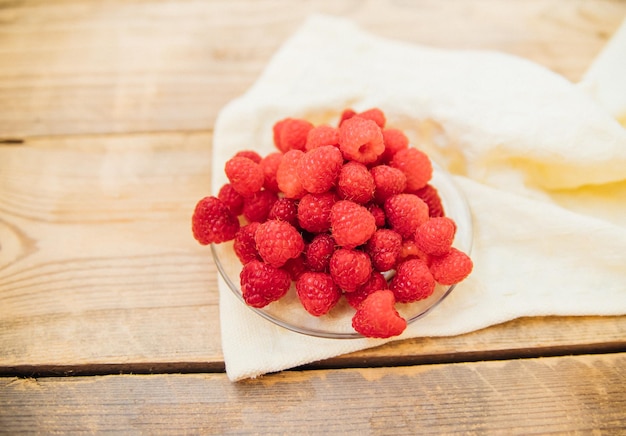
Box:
2, 353, 625, 434
1, 0, 625, 432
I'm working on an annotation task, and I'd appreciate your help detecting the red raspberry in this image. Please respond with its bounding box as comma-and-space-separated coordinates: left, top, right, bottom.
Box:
352, 290, 407, 338
390, 258, 436, 303
272, 119, 289, 150
357, 108, 386, 128
380, 128, 409, 163
191, 196, 240, 245
305, 125, 340, 151
298, 145, 343, 194
365, 229, 403, 272
259, 152, 282, 193
345, 271, 388, 309
273, 118, 314, 153
390, 148, 433, 191
254, 219, 304, 268
414, 217, 456, 256
242, 189, 278, 223
224, 156, 264, 197
296, 272, 342, 316
282, 254, 307, 281
384, 193, 429, 239
367, 203, 387, 228
276, 149, 306, 199
268, 198, 299, 227
338, 116, 385, 164
217, 183, 244, 216
240, 260, 291, 308
370, 165, 407, 204
233, 222, 261, 264
304, 233, 335, 272
338, 108, 357, 126
329, 248, 372, 292
429, 247, 473, 285
297, 192, 336, 233
337, 162, 375, 204
330, 200, 377, 248
234, 150, 262, 164
412, 184, 445, 218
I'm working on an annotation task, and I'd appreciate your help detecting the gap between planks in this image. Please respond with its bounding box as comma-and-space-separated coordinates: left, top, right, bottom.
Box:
0, 128, 215, 145
2, 340, 625, 378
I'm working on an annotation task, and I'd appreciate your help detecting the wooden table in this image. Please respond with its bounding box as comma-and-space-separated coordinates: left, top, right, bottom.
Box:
1, 0, 625, 433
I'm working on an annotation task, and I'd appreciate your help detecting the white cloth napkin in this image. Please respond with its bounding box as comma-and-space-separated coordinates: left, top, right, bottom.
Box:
212, 15, 626, 381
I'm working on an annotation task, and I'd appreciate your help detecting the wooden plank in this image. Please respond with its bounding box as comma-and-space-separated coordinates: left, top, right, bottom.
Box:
1, 353, 625, 434
1, 0, 624, 137
0, 132, 223, 368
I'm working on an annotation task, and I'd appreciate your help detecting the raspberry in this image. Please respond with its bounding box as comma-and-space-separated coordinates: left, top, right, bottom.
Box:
224, 156, 264, 197
273, 118, 314, 153
330, 200, 377, 248
254, 219, 304, 268
338, 116, 385, 164
414, 217, 456, 256
345, 271, 388, 309
370, 165, 407, 204
217, 183, 244, 216
296, 272, 342, 316
276, 149, 306, 199
367, 203, 387, 227
390, 148, 433, 191
234, 150, 262, 164
338, 108, 356, 126
242, 189, 278, 223
380, 128, 409, 163
384, 193, 429, 239
272, 119, 289, 150
337, 162, 375, 204
259, 152, 282, 193
357, 108, 386, 128
233, 222, 261, 264
390, 258, 436, 303
305, 125, 340, 151
352, 290, 407, 338
304, 233, 336, 272
412, 184, 445, 218
429, 247, 473, 285
298, 145, 343, 194
240, 260, 291, 308
297, 192, 336, 233
329, 248, 372, 292
268, 197, 299, 227
191, 196, 240, 245
365, 229, 403, 272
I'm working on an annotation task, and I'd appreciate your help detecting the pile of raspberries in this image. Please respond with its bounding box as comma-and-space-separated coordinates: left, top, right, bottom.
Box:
192, 108, 473, 338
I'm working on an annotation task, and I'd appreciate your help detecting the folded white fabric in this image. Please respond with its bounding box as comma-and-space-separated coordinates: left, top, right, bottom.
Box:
213, 15, 626, 381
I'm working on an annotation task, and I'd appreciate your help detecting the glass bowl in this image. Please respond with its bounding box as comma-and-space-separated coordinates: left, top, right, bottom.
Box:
212, 162, 473, 339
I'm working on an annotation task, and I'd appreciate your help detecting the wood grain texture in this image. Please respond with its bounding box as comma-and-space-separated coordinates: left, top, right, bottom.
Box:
2, 353, 625, 434
0, 0, 624, 137
0, 133, 222, 368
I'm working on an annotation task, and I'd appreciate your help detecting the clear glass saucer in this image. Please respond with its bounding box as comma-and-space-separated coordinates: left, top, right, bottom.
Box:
212, 162, 473, 339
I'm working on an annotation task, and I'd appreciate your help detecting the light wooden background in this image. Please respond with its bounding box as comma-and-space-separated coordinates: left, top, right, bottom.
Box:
1, 0, 625, 433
